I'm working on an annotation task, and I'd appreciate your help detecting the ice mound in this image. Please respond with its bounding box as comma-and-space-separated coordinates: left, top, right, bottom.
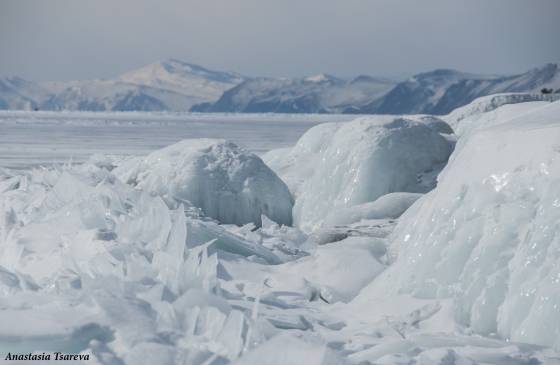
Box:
444, 92, 560, 135
114, 139, 293, 226
263, 122, 340, 199
448, 101, 551, 137
364, 101, 560, 350
265, 116, 454, 232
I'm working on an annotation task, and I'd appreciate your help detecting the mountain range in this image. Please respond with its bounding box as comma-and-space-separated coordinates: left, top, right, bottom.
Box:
1, 59, 559, 114
191, 74, 396, 113
354, 63, 560, 114
0, 59, 243, 112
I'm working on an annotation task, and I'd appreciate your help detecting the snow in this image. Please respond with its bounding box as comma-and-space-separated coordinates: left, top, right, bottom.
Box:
359, 100, 560, 350
0, 76, 51, 110
195, 74, 396, 113
443, 92, 560, 135
3, 62, 559, 116
266, 116, 454, 232
114, 139, 293, 227
118, 58, 244, 105
305, 74, 334, 83
0, 59, 245, 112
1, 100, 560, 364
356, 63, 560, 115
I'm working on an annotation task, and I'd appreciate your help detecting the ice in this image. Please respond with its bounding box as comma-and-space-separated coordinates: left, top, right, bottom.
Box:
322, 192, 422, 227
0, 160, 279, 363
114, 139, 293, 227
0, 110, 352, 169
359, 101, 560, 350
266, 116, 454, 231
290, 238, 386, 303
451, 101, 550, 137
223, 215, 309, 262
2, 103, 560, 363
263, 122, 341, 199
227, 236, 387, 304
233, 333, 347, 365
443, 92, 560, 135
186, 219, 282, 264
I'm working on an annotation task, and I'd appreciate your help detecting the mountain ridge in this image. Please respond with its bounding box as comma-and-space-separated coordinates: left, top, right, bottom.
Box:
0, 59, 245, 112
351, 63, 560, 115
1, 60, 558, 114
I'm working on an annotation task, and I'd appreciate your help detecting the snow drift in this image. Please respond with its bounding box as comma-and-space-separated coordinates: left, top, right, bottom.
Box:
363, 100, 560, 350
115, 139, 293, 227
265, 116, 454, 232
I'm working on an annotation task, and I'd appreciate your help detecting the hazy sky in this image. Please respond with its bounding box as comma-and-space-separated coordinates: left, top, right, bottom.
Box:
1, 0, 559, 81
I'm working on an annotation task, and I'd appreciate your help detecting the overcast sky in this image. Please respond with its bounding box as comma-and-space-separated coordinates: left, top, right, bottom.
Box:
1, 0, 559, 81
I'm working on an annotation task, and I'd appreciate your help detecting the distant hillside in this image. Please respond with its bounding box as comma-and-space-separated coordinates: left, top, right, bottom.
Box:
0, 59, 245, 111
1, 61, 558, 114
192, 74, 396, 113
351, 63, 560, 115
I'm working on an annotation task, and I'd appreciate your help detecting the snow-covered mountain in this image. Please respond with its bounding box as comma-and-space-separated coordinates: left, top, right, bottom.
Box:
0, 76, 50, 110
193, 63, 560, 114
354, 63, 560, 115
119, 58, 243, 96
1, 61, 559, 113
191, 74, 396, 113
0, 59, 245, 111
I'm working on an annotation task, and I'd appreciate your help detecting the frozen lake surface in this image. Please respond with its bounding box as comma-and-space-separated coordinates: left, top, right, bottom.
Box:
0, 110, 353, 169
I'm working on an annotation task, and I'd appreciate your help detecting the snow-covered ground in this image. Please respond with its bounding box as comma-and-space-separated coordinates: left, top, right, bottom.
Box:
1, 95, 560, 364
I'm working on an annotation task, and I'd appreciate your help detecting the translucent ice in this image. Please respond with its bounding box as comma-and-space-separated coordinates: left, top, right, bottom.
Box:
266, 116, 453, 232
115, 139, 293, 227
365, 101, 560, 350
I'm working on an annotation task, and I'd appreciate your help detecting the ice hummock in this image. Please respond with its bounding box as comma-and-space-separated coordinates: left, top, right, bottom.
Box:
357, 100, 560, 350
443, 92, 560, 135
114, 139, 294, 227
265, 116, 454, 232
